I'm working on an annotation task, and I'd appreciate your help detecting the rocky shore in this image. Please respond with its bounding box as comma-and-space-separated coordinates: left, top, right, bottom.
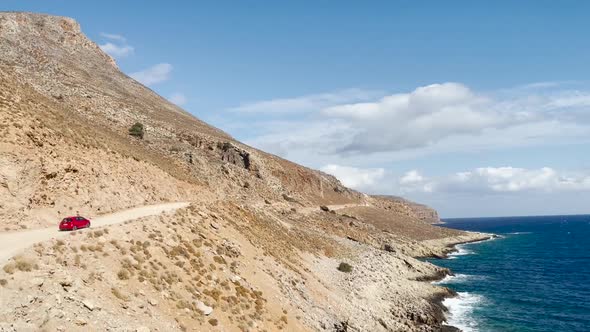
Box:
421, 232, 496, 332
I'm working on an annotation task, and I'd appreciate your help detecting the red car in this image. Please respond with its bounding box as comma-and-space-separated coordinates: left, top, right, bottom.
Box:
59, 216, 91, 231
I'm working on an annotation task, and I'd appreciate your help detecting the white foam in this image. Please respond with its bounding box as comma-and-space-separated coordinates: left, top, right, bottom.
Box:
507, 232, 532, 235
469, 236, 501, 244
433, 273, 483, 285
433, 274, 455, 284
448, 244, 474, 258
447, 236, 503, 259
443, 292, 484, 332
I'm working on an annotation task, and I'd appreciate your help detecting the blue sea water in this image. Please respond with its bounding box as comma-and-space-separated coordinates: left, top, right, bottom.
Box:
428, 214, 590, 332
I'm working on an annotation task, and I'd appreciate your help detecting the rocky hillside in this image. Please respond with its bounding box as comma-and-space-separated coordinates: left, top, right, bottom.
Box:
374, 196, 441, 224
0, 12, 489, 332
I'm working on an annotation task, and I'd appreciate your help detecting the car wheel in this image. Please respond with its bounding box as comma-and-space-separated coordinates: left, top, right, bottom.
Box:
72, 226, 78, 231
87, 222, 91, 228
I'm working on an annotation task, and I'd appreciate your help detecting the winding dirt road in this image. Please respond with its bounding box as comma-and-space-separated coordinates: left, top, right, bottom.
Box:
0, 202, 189, 264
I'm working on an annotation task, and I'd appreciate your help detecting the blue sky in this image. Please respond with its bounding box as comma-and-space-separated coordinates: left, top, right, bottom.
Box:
5, 1, 590, 217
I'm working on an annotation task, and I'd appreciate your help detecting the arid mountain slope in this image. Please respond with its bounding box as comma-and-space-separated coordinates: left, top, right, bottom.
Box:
373, 195, 441, 224
0, 12, 361, 231
0, 12, 490, 332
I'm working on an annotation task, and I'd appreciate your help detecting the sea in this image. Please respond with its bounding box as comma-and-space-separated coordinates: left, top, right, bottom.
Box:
427, 214, 590, 332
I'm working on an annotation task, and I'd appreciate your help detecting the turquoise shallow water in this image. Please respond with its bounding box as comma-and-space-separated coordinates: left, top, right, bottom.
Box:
428, 215, 590, 332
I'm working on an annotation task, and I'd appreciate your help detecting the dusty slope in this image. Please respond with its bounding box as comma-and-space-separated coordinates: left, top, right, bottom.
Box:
0, 202, 188, 264
0, 12, 491, 332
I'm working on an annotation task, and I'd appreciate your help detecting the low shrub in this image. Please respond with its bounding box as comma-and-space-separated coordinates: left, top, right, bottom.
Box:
15, 256, 35, 272
337, 262, 353, 273
128, 122, 145, 139
3, 263, 16, 274
111, 287, 129, 301
117, 268, 130, 280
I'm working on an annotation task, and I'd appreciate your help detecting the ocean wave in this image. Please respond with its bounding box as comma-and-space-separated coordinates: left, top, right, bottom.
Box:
471, 235, 502, 243
448, 244, 474, 258
506, 232, 532, 235
443, 292, 485, 332
433, 273, 485, 285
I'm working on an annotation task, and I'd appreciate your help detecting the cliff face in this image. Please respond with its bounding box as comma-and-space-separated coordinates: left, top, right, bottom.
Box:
0, 12, 486, 332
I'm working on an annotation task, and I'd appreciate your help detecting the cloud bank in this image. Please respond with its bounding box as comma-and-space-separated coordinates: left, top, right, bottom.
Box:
232, 82, 590, 161
321, 164, 385, 192
321, 166, 590, 195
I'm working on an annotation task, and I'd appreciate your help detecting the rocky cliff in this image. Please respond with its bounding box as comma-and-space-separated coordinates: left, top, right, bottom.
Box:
0, 12, 488, 332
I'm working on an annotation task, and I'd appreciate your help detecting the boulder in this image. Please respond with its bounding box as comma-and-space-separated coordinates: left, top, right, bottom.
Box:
74, 318, 87, 326
59, 276, 73, 288
82, 299, 95, 311
30, 278, 44, 287
196, 300, 213, 315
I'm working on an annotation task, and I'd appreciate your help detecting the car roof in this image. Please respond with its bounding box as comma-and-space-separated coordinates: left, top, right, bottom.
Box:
64, 216, 86, 219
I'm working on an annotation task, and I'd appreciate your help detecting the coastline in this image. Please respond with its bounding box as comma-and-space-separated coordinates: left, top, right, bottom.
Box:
420, 231, 496, 331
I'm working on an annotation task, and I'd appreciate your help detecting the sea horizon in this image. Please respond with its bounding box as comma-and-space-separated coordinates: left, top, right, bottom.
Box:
442, 213, 590, 221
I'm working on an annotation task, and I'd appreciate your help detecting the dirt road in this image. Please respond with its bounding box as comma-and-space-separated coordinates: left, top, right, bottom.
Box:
298, 202, 371, 215
0, 202, 189, 264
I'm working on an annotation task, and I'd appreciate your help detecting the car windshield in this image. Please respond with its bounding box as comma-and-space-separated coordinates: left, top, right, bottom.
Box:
62, 218, 71, 222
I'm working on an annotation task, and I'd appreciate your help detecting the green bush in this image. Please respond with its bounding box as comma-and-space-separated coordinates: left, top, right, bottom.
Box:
128, 122, 145, 139
337, 262, 353, 273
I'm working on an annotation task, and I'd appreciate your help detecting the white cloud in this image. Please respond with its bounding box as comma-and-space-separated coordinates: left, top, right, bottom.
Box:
229, 89, 381, 114
400, 167, 590, 194
130, 63, 173, 86
325, 83, 532, 153
399, 170, 425, 184
397, 170, 434, 193
100, 32, 127, 42
99, 42, 134, 58
321, 164, 385, 191
98, 33, 134, 58
168, 92, 187, 106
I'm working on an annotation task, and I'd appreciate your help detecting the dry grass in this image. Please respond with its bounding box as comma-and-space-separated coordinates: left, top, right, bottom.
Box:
74, 254, 81, 267
111, 287, 129, 301
3, 263, 15, 274
3, 256, 36, 274
117, 268, 130, 280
